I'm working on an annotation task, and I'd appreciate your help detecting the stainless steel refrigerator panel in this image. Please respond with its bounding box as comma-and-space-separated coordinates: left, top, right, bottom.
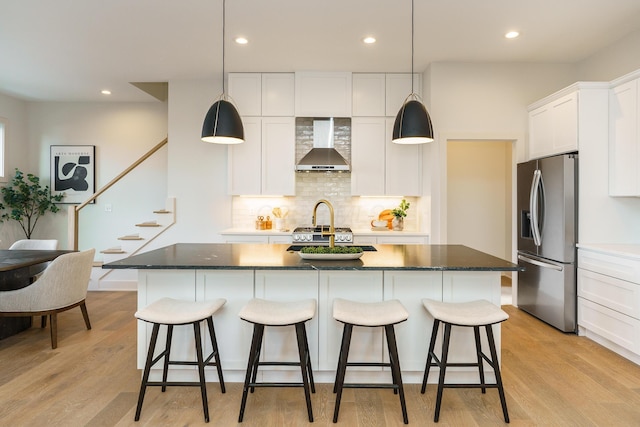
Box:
517, 252, 576, 332
517, 161, 538, 255
537, 155, 577, 263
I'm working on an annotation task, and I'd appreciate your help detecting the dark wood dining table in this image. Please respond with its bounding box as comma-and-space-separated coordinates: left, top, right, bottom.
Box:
0, 249, 71, 339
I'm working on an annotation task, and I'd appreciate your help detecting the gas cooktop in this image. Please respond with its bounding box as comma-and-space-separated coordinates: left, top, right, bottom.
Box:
292, 226, 353, 244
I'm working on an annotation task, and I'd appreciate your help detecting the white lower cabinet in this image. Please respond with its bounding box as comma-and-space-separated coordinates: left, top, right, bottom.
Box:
254, 271, 319, 370
318, 271, 384, 371
383, 271, 442, 370
578, 248, 640, 363
352, 234, 429, 245
222, 234, 292, 244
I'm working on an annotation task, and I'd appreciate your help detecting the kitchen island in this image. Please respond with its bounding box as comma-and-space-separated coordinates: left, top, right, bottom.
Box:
104, 243, 520, 384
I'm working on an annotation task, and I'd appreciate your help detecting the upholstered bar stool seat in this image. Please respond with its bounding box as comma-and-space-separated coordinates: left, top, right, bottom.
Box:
421, 299, 510, 423
238, 298, 317, 423
332, 298, 410, 424
134, 297, 226, 423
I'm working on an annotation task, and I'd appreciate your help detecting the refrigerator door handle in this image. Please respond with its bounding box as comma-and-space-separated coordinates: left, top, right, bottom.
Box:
518, 254, 564, 271
529, 169, 542, 247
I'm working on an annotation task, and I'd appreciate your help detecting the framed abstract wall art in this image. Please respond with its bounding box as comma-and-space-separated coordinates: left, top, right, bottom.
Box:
50, 145, 95, 204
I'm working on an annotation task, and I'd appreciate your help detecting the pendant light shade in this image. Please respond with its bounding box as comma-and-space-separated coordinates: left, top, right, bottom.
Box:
201, 0, 244, 144
392, 96, 434, 144
201, 98, 244, 144
393, 0, 434, 144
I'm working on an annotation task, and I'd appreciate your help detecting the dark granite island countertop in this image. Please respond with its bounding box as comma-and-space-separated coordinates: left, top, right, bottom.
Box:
102, 243, 521, 271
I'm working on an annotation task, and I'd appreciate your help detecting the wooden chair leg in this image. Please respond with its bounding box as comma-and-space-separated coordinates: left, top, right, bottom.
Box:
80, 301, 91, 330
50, 313, 58, 349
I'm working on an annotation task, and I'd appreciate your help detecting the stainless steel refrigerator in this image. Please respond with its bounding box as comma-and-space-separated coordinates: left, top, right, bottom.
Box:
517, 153, 578, 332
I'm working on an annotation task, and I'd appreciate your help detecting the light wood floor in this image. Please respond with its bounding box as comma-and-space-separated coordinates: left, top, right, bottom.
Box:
1, 291, 640, 426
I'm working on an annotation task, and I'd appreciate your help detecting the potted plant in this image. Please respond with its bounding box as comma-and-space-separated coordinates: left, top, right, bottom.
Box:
0, 168, 64, 239
391, 199, 410, 231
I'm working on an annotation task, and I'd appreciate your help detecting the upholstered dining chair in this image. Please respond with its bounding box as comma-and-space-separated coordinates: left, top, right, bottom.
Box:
0, 248, 95, 349
9, 239, 59, 250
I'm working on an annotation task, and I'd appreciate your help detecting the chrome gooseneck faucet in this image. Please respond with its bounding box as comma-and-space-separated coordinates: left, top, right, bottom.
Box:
312, 199, 335, 248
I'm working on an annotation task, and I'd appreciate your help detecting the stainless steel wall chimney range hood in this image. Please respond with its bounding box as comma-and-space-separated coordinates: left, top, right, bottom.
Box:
296, 118, 350, 172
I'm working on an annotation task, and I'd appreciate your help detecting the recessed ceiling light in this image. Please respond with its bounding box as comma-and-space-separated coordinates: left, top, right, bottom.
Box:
101, 89, 111, 95
505, 31, 520, 39
363, 36, 376, 44
235, 37, 248, 45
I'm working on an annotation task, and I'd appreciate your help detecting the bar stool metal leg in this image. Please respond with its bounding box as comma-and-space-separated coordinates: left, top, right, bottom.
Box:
301, 322, 316, 393
385, 324, 408, 424
295, 322, 314, 422
239, 324, 263, 422
434, 322, 452, 422
473, 326, 487, 394
161, 325, 173, 392
421, 319, 440, 393
332, 323, 353, 423
206, 317, 226, 393
486, 324, 510, 423
135, 323, 160, 421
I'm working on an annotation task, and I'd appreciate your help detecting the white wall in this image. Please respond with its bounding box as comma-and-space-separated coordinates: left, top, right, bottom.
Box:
426, 62, 577, 244
577, 28, 640, 81
26, 102, 168, 252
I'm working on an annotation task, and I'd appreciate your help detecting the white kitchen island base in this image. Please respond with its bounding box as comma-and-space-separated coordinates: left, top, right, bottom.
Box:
136, 268, 504, 385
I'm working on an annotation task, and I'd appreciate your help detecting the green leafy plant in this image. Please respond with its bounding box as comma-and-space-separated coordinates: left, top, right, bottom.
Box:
391, 199, 410, 218
0, 168, 64, 239
300, 246, 363, 254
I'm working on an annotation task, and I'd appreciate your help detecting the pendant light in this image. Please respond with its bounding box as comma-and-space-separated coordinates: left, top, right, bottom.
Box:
201, 0, 244, 144
392, 0, 434, 144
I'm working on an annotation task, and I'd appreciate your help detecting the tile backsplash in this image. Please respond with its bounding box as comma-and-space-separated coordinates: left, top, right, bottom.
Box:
231, 173, 422, 231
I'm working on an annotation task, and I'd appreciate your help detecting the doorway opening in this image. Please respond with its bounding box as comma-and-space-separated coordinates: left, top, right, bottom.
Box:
447, 139, 513, 304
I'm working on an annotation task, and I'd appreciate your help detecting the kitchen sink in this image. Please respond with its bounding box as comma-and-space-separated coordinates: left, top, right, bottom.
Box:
286, 245, 377, 252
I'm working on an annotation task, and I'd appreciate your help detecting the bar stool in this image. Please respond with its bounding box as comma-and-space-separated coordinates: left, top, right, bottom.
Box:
421, 299, 509, 423
134, 297, 226, 423
332, 298, 409, 424
238, 298, 316, 423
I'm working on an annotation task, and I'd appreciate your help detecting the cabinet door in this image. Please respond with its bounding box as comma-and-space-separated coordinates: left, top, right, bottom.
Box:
318, 271, 384, 371
295, 71, 352, 117
228, 73, 262, 116
551, 92, 578, 154
199, 270, 255, 370
228, 117, 261, 195
385, 73, 422, 116
352, 73, 385, 117
255, 271, 319, 370
262, 73, 295, 116
385, 118, 422, 196
528, 104, 553, 160
383, 271, 441, 370
609, 79, 640, 196
351, 117, 386, 195
262, 117, 295, 195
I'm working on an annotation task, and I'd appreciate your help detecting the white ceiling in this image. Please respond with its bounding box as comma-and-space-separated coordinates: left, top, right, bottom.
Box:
1, 0, 640, 102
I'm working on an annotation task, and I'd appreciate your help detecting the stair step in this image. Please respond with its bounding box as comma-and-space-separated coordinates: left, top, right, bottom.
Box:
136, 221, 161, 227
118, 235, 144, 240
153, 209, 172, 214
101, 248, 126, 254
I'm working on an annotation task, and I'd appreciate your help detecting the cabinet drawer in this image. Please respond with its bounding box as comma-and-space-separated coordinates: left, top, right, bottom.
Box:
376, 235, 428, 245
578, 249, 640, 283
578, 268, 640, 318
578, 297, 640, 353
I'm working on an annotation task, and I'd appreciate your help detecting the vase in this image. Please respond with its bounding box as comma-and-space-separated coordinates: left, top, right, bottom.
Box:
392, 217, 404, 231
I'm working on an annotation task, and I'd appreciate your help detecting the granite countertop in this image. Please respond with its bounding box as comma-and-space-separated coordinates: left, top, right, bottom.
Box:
102, 243, 521, 272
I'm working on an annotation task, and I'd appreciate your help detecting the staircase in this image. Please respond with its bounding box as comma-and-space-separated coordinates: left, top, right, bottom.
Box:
89, 197, 175, 291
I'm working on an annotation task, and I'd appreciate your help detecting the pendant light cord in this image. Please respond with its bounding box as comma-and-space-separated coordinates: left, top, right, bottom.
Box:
222, 0, 226, 95
411, 0, 414, 95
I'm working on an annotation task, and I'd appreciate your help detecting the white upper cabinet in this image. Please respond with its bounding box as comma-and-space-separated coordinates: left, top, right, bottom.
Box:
528, 91, 578, 160
527, 82, 609, 161
295, 71, 352, 117
385, 73, 422, 117
261, 73, 295, 116
609, 74, 640, 196
352, 74, 386, 117
229, 72, 295, 117
351, 117, 422, 196
228, 117, 295, 196
228, 73, 262, 116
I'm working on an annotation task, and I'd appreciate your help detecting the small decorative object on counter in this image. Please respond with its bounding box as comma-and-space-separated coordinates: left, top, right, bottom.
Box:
378, 209, 394, 229
391, 199, 410, 231
265, 215, 272, 230
255, 216, 266, 230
